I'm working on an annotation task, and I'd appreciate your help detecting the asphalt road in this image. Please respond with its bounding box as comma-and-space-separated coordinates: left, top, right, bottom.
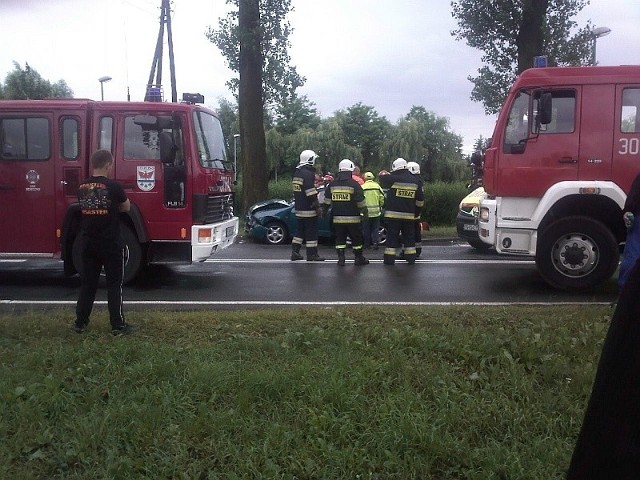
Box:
0, 238, 619, 309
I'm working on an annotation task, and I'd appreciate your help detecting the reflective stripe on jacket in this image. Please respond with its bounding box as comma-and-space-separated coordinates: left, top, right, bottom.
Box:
362, 180, 385, 218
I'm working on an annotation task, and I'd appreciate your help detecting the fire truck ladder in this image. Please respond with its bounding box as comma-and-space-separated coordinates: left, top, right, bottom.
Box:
145, 0, 177, 102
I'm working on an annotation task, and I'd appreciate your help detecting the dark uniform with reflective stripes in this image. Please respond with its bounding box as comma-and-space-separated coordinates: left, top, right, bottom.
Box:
323, 172, 369, 265
292, 164, 322, 260
379, 169, 424, 264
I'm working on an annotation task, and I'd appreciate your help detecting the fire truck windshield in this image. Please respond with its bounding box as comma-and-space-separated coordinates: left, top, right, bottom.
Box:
192, 111, 231, 170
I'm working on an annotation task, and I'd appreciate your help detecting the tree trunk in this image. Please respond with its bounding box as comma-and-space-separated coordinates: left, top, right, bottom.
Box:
238, 0, 268, 213
516, 0, 549, 73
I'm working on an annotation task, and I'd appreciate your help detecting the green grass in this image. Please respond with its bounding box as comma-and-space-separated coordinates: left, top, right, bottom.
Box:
0, 306, 610, 479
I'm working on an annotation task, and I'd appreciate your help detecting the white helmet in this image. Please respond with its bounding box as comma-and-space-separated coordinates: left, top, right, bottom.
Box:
299, 149, 318, 167
407, 161, 420, 175
338, 159, 355, 172
392, 158, 408, 171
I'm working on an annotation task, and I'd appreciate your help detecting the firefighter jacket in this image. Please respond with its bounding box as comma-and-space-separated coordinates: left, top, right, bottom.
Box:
323, 172, 367, 224
292, 164, 319, 218
379, 169, 424, 221
362, 179, 385, 218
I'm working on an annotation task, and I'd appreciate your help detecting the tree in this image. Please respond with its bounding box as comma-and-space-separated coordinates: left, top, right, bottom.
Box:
237, 0, 268, 212
206, 0, 304, 114
2, 62, 73, 99
215, 97, 239, 152
274, 94, 321, 135
333, 103, 391, 171
451, 0, 593, 114
381, 106, 465, 183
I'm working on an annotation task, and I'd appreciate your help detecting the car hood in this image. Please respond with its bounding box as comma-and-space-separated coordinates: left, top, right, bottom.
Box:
248, 198, 291, 216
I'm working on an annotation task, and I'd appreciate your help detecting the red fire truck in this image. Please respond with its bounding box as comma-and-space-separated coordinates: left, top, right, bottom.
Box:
0, 97, 238, 282
478, 65, 640, 290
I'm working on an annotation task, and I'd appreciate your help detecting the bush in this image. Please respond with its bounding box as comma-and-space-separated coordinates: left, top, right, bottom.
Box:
422, 181, 468, 226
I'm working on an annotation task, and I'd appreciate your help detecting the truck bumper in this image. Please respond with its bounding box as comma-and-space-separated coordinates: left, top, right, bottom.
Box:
191, 217, 239, 262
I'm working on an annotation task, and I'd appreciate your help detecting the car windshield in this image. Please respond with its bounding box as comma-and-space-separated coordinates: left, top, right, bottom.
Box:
192, 110, 231, 170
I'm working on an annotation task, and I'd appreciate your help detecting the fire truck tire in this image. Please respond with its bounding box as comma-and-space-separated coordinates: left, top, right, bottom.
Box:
535, 216, 619, 291
468, 238, 491, 250
71, 224, 143, 285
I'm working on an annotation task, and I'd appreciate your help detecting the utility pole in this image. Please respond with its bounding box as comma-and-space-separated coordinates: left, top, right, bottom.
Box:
145, 0, 177, 102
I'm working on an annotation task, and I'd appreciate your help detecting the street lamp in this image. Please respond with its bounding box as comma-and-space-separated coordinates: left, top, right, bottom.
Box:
591, 26, 611, 65
98, 75, 112, 100
233, 133, 240, 183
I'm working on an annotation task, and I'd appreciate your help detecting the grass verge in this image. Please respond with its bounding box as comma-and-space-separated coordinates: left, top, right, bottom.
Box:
0, 305, 610, 479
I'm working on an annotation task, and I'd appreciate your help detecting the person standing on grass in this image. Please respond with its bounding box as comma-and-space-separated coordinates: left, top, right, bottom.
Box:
618, 172, 640, 289
73, 149, 137, 336
566, 259, 640, 478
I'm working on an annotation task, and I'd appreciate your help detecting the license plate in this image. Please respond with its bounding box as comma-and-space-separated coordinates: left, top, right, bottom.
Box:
463, 224, 479, 231
225, 226, 235, 237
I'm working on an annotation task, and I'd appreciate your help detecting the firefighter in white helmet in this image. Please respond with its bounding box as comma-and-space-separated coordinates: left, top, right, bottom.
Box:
291, 149, 324, 261
322, 159, 369, 266
378, 158, 424, 264
406, 161, 424, 258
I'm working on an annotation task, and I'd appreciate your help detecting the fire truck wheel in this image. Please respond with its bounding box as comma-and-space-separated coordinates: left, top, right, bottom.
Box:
71, 224, 143, 285
468, 239, 491, 250
535, 216, 619, 291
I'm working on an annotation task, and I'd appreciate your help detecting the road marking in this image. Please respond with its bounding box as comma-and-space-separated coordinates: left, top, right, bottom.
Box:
207, 259, 535, 265
0, 300, 611, 306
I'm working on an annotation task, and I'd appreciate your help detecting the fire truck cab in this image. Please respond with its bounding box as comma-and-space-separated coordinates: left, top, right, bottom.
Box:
479, 65, 640, 290
0, 98, 238, 283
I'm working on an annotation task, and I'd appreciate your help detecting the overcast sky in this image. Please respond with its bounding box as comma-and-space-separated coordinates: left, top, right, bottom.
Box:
1, 0, 639, 154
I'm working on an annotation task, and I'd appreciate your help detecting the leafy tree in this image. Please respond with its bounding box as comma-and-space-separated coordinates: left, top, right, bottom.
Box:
237, 0, 268, 211
451, 0, 592, 114
206, 0, 304, 114
274, 94, 321, 135
381, 106, 465, 182
2, 62, 73, 100
215, 97, 239, 152
333, 103, 391, 171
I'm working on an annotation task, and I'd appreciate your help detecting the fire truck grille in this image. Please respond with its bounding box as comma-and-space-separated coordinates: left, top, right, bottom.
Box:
193, 193, 235, 224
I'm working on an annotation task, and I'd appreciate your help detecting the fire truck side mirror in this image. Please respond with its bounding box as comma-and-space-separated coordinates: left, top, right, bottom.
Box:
159, 132, 176, 164
537, 93, 553, 126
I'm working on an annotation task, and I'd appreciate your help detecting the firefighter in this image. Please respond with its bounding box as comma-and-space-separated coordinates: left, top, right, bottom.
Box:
323, 159, 369, 266
407, 161, 424, 258
361, 171, 385, 249
379, 158, 424, 265
291, 149, 325, 261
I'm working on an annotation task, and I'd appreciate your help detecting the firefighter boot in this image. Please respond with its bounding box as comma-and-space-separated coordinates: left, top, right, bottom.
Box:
354, 251, 369, 266
291, 244, 303, 261
337, 249, 346, 266
306, 247, 325, 262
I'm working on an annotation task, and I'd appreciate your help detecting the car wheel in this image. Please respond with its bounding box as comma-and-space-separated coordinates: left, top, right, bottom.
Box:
264, 221, 289, 245
468, 238, 491, 250
535, 216, 619, 291
72, 223, 144, 284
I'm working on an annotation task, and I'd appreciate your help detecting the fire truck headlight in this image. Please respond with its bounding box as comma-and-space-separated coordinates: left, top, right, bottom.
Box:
479, 207, 490, 222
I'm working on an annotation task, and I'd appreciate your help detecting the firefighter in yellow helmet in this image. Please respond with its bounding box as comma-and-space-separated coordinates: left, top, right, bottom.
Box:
361, 171, 385, 249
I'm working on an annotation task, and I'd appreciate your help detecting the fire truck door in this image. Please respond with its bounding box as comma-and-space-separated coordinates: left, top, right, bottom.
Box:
497, 88, 580, 197
0, 116, 56, 253
578, 84, 614, 181
612, 85, 640, 194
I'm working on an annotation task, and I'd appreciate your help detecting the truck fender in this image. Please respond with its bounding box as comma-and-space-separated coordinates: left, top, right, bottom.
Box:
531, 180, 626, 227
